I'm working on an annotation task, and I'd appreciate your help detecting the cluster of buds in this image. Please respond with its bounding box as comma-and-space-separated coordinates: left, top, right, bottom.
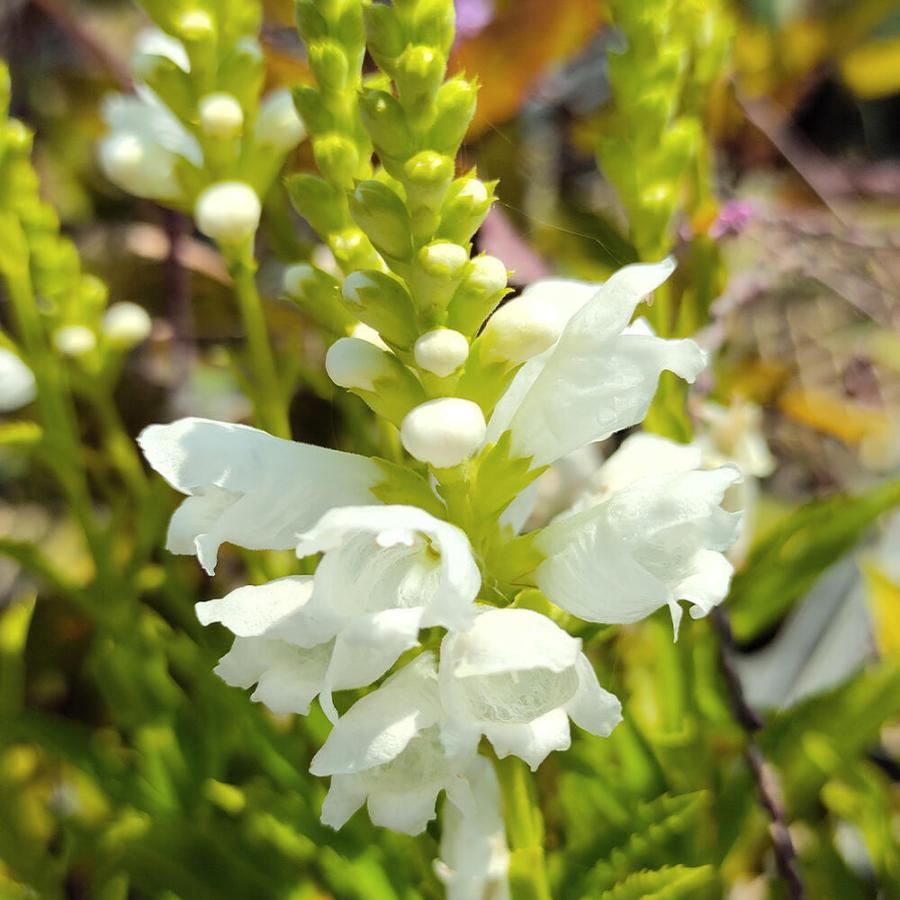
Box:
98, 6, 306, 248
0, 65, 152, 415
134, 4, 743, 894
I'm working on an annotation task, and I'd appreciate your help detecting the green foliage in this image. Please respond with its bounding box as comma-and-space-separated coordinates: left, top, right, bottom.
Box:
596, 865, 716, 899
728, 479, 900, 641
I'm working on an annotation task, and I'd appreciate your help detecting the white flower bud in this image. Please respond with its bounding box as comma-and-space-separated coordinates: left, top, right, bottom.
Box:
466, 255, 508, 294
102, 302, 153, 347
133, 28, 190, 75
177, 9, 214, 41
414, 328, 469, 377
194, 181, 261, 244
482, 294, 563, 363
458, 178, 489, 205
400, 398, 486, 468
350, 323, 390, 351
198, 93, 244, 140
0, 348, 36, 412
53, 325, 97, 357
99, 133, 181, 201
325, 337, 391, 391
255, 89, 306, 152
420, 241, 469, 279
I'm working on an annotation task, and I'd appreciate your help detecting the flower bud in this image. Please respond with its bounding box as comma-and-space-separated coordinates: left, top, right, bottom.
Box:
286, 174, 344, 237
429, 77, 477, 155
480, 294, 562, 364
326, 337, 392, 391
419, 241, 469, 280
358, 89, 412, 160
414, 328, 469, 377
99, 133, 181, 201
313, 133, 359, 188
327, 337, 426, 424
255, 89, 306, 152
342, 270, 418, 349
194, 181, 261, 245
292, 86, 332, 135
198, 92, 244, 140
400, 398, 486, 468
176, 9, 215, 42
133, 28, 190, 77
308, 40, 349, 93
363, 3, 404, 68
437, 176, 495, 244
102, 302, 153, 347
349, 181, 413, 261
411, 0, 455, 56
54, 325, 97, 357
446, 255, 509, 336
395, 45, 446, 111
0, 348, 36, 412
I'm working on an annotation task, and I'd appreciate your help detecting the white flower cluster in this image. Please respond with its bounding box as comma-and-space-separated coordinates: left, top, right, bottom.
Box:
139, 260, 741, 892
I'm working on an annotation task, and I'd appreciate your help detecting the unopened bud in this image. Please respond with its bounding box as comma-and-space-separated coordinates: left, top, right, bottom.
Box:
446, 254, 509, 335
282, 263, 351, 334
396, 45, 446, 107
429, 77, 477, 154
414, 328, 469, 377
400, 398, 486, 468
438, 176, 494, 243
308, 40, 349, 93
326, 337, 392, 391
481, 294, 562, 363
199, 92, 244, 140
102, 302, 153, 347
54, 325, 97, 357
349, 181, 413, 261
194, 181, 261, 244
358, 89, 412, 160
255, 89, 306, 152
419, 241, 468, 279
176, 9, 215, 42
99, 133, 181, 201
363, 3, 404, 67
313, 133, 359, 187
0, 348, 36, 412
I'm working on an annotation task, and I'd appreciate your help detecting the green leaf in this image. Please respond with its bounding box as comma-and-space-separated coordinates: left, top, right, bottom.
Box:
0, 420, 42, 447
728, 479, 900, 641
597, 865, 716, 899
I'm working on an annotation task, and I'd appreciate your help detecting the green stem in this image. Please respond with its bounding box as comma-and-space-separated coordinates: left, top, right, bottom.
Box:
495, 755, 552, 900
228, 246, 292, 439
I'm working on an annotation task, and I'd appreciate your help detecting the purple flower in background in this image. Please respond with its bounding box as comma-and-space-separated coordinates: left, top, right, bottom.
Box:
710, 200, 755, 240
455, 0, 494, 40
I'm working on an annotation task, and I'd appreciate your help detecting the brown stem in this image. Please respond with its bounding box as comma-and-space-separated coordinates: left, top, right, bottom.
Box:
711, 607, 806, 900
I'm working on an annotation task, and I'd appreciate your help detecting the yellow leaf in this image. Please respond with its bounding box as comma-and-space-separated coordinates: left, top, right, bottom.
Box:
862, 561, 900, 660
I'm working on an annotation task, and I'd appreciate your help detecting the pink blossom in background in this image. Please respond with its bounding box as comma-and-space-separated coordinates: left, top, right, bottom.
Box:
454, 0, 494, 39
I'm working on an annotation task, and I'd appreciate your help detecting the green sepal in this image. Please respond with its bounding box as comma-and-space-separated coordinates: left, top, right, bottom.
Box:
282, 263, 353, 335
371, 458, 446, 519
341, 270, 419, 349
216, 38, 265, 112
429, 76, 478, 155
312, 133, 360, 189
308, 40, 350, 94
350, 364, 426, 427
362, 2, 405, 72
358, 89, 414, 162
469, 431, 546, 525
349, 180, 414, 261
411, 0, 455, 57
455, 341, 517, 418
292, 86, 334, 135
295, 0, 329, 42
394, 45, 446, 119
137, 58, 195, 125
285, 173, 346, 238
446, 274, 509, 338
436, 175, 497, 244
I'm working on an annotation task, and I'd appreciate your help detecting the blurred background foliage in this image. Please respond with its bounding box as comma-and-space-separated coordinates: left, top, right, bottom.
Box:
1, 0, 900, 897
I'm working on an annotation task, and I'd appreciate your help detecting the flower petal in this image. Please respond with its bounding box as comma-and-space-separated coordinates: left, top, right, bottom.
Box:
537, 466, 742, 628
483, 708, 572, 771
320, 774, 367, 830
138, 417, 382, 574
367, 782, 442, 835
565, 654, 622, 737
310, 653, 439, 776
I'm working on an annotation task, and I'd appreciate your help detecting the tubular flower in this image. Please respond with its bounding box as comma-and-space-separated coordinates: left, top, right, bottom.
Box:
485, 259, 706, 467
435, 755, 510, 900
137, 417, 383, 574
310, 653, 475, 835
439, 609, 622, 770
535, 432, 742, 636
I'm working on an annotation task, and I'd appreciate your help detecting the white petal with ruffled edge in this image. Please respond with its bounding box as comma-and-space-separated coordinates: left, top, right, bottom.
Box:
537, 466, 742, 635
138, 417, 382, 574
486, 260, 706, 467
439, 608, 621, 769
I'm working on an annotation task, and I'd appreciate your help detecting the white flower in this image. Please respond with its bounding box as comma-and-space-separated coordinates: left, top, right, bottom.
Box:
0, 347, 36, 412
535, 433, 742, 636
435, 756, 510, 900
401, 398, 486, 468
132, 27, 191, 76
439, 608, 621, 770
325, 337, 392, 391
137, 417, 383, 574
102, 302, 153, 347
485, 259, 707, 467
310, 653, 475, 835
254, 88, 306, 152
194, 181, 261, 245
196, 576, 332, 715
295, 504, 481, 717
414, 328, 470, 377
99, 90, 201, 201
